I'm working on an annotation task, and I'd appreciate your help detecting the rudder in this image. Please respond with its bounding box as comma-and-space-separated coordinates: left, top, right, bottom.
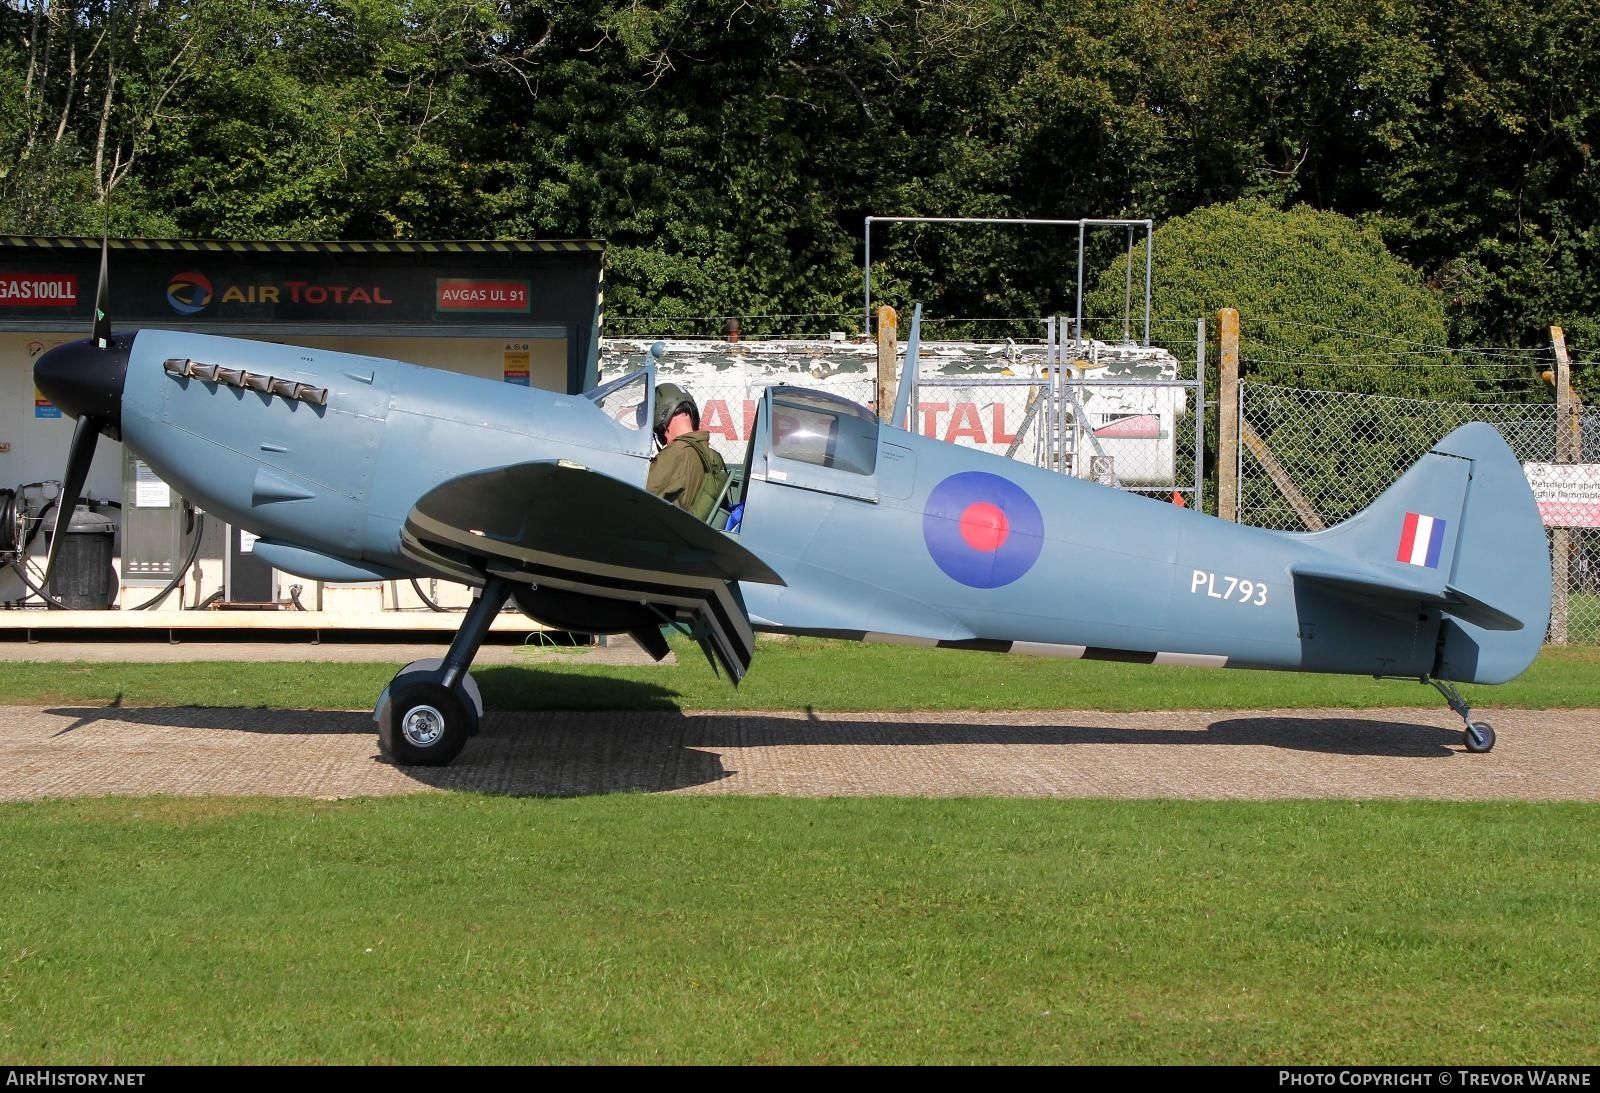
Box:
1430, 423, 1551, 683
1293, 423, 1550, 684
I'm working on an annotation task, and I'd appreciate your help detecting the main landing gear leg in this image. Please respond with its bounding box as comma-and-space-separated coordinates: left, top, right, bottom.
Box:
1427, 677, 1496, 753
377, 576, 511, 766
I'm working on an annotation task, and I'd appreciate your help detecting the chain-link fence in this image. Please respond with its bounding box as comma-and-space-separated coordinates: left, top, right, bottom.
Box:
601, 335, 1205, 500
913, 376, 1202, 495
1240, 382, 1600, 644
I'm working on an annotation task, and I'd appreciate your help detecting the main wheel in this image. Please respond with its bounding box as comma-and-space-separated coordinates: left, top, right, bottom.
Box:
378, 681, 471, 766
1464, 721, 1496, 753
387, 660, 483, 736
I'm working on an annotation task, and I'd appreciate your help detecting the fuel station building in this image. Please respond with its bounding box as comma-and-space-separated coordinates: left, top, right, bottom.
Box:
0, 236, 605, 633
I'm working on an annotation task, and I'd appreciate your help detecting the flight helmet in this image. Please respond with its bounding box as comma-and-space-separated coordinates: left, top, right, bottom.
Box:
654, 383, 699, 437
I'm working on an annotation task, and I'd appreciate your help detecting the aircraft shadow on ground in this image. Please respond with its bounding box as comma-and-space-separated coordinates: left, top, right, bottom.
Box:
40, 667, 684, 738
535, 713, 1462, 759
402, 714, 1466, 796
44, 685, 1468, 799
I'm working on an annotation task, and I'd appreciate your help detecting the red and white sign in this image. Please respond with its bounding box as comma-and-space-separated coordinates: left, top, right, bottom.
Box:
0, 273, 77, 307
1524, 462, 1600, 528
1093, 413, 1162, 439
436, 279, 529, 312
613, 393, 1023, 452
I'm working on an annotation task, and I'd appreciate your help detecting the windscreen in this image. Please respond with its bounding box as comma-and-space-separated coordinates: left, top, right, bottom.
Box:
585, 368, 651, 432
770, 388, 878, 476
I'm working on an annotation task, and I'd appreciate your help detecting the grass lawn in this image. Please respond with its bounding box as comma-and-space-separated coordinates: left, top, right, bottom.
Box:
1557, 589, 1599, 645
2, 639, 1595, 1064
0, 638, 1596, 712
2, 795, 1597, 1065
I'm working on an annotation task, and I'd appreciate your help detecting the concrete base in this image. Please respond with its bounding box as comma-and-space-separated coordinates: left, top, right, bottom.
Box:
0, 608, 547, 641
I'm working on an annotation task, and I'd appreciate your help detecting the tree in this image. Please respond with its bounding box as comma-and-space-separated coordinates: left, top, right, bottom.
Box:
491, 0, 913, 333
1085, 199, 1479, 520
1087, 199, 1465, 392
0, 0, 1594, 386
0, 0, 230, 235
1374, 0, 1600, 365
141, 0, 528, 240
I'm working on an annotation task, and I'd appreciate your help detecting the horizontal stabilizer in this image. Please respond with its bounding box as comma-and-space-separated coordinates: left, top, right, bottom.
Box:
1290, 559, 1523, 631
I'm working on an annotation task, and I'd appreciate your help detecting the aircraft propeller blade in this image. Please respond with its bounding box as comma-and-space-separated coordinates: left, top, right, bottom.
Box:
39, 237, 118, 588
42, 414, 101, 587
92, 236, 112, 348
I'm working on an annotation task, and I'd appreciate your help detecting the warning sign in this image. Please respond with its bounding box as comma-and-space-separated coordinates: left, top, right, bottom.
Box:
34, 385, 60, 418
503, 343, 530, 386
1524, 462, 1600, 528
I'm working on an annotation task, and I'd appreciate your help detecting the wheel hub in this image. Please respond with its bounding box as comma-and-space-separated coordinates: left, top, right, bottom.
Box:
401, 703, 446, 747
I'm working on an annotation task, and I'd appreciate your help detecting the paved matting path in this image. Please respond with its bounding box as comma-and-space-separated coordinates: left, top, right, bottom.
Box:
3, 704, 1597, 802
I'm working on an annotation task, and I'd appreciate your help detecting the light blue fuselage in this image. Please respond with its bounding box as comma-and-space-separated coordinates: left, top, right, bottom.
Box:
118, 329, 1548, 686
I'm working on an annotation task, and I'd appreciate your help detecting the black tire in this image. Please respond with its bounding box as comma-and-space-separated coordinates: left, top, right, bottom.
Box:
1464, 721, 1496, 754
378, 681, 471, 766
389, 667, 481, 738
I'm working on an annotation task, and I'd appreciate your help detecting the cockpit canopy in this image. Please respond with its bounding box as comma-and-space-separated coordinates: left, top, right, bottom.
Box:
768, 387, 877, 477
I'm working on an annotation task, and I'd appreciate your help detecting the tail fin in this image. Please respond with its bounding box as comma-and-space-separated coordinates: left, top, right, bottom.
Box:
1290, 423, 1551, 684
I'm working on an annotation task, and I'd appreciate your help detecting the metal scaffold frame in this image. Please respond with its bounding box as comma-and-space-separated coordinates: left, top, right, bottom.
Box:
862, 215, 1155, 345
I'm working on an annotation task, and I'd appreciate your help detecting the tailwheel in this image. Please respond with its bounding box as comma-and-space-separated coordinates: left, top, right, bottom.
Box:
379, 680, 471, 766
1464, 721, 1496, 754
1427, 677, 1496, 755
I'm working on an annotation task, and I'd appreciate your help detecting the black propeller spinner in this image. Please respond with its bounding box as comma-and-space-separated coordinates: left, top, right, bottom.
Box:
32, 239, 135, 586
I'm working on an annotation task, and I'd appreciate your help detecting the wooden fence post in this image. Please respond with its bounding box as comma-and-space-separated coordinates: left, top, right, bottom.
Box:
1217, 308, 1241, 522
875, 305, 898, 424
1549, 326, 1574, 644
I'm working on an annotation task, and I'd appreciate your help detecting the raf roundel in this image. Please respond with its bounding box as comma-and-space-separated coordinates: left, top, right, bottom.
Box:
922, 471, 1045, 588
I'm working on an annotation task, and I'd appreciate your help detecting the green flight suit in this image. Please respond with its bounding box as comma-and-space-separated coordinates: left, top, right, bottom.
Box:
647, 430, 725, 518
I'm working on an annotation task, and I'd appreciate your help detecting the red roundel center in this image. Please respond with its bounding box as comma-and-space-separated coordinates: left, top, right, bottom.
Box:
958, 502, 1010, 552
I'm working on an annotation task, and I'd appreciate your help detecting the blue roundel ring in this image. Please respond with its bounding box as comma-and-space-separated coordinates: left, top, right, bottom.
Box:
922, 471, 1045, 588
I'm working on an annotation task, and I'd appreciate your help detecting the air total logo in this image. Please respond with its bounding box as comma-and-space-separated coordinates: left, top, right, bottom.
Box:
166, 270, 395, 314
167, 271, 214, 315
0, 273, 77, 307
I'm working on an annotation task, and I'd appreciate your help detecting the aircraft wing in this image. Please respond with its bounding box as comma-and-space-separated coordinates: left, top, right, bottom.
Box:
399, 461, 784, 682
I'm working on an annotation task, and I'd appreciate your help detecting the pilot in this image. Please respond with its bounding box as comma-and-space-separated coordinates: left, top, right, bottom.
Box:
647, 383, 728, 521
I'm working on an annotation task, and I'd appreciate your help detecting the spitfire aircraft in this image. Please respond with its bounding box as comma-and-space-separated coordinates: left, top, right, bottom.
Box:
33, 248, 1551, 765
